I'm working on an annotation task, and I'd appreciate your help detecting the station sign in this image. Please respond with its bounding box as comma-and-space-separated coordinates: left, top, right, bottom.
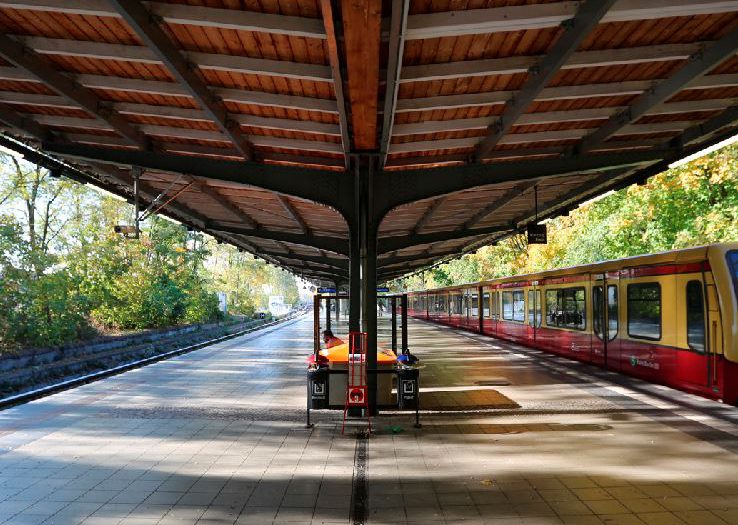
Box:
317, 287, 336, 293
376, 287, 390, 293
527, 223, 547, 244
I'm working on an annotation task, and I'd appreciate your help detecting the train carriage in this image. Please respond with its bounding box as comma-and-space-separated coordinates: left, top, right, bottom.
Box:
407, 243, 738, 405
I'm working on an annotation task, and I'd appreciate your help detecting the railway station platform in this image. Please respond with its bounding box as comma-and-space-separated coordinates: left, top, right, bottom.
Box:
0, 315, 737, 525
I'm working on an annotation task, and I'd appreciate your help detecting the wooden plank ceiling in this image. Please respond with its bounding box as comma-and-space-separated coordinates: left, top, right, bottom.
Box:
1, 0, 738, 282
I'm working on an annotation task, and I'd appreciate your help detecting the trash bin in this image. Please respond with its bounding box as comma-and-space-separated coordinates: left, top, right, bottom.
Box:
307, 366, 329, 409
397, 367, 419, 410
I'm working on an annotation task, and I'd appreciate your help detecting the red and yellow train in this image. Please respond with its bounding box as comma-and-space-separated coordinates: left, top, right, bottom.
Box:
407, 243, 738, 405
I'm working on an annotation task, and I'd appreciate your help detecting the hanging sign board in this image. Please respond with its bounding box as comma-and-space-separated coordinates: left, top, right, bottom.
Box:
317, 287, 336, 294
527, 224, 547, 244
376, 287, 390, 293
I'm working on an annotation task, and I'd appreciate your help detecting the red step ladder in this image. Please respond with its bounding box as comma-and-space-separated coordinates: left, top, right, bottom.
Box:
342, 331, 371, 434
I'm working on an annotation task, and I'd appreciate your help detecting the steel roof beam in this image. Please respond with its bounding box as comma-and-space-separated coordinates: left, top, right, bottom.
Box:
675, 104, 738, 147
7, 74, 335, 113
379, 248, 462, 270
394, 106, 657, 135
389, 122, 696, 153
374, 148, 666, 215
379, 0, 410, 167
0, 104, 55, 140
109, 0, 255, 160
58, 129, 344, 155
394, 73, 738, 113
0, 91, 79, 108
401, 42, 701, 84
276, 195, 310, 235
411, 197, 447, 234
65, 138, 343, 166
264, 153, 344, 169
377, 224, 509, 254
41, 142, 351, 213
11, 36, 333, 82
0, 34, 149, 148
385, 148, 564, 167
474, 0, 617, 159
214, 88, 337, 114
463, 180, 539, 230
0, 66, 339, 113
260, 250, 348, 271
576, 24, 738, 154
189, 180, 260, 229
389, 130, 590, 153
0, 1, 327, 39
299, 267, 347, 280
405, 0, 738, 40
209, 225, 348, 256
4, 97, 342, 136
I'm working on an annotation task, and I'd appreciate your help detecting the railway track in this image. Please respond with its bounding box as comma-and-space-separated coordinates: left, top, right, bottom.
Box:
0, 311, 307, 411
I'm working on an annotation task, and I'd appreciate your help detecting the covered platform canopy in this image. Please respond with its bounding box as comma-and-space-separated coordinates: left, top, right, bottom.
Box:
0, 0, 736, 285
0, 0, 738, 285
2, 0, 738, 412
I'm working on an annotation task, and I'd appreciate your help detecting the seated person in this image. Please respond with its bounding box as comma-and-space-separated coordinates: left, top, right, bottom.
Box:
322, 329, 344, 349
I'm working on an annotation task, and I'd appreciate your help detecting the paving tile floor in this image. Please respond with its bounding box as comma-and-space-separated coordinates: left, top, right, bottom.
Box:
0, 315, 736, 524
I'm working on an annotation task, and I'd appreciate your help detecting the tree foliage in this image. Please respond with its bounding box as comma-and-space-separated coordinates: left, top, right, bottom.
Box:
0, 154, 300, 351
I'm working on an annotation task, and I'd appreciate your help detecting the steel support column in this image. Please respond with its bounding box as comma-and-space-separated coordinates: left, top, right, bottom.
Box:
391, 297, 397, 354
355, 155, 379, 415
333, 281, 340, 324
325, 294, 331, 331
348, 230, 361, 332
401, 294, 408, 354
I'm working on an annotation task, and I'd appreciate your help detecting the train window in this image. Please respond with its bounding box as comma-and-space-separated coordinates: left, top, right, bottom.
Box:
729, 251, 738, 298
471, 294, 478, 317
686, 280, 705, 353
513, 291, 525, 322
607, 285, 618, 341
545, 287, 586, 330
627, 283, 661, 341
491, 291, 499, 320
527, 290, 542, 327
593, 286, 604, 340
502, 292, 513, 320
454, 294, 463, 315
503, 290, 525, 322
483, 292, 490, 318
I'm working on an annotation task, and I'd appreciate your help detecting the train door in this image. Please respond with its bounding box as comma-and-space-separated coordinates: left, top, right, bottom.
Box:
703, 271, 723, 393
477, 286, 484, 334
493, 289, 501, 335
675, 269, 720, 393
527, 282, 542, 342
592, 272, 620, 370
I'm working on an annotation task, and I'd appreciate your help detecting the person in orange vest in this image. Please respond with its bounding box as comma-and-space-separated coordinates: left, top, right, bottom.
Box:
322, 329, 344, 349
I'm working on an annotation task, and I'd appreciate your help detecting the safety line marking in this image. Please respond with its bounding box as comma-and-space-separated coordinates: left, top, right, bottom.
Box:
350, 431, 368, 525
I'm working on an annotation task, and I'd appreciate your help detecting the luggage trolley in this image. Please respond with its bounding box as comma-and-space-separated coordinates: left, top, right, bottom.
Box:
306, 291, 421, 430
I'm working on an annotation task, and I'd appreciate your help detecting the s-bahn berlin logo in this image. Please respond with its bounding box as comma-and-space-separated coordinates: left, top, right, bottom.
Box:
630, 355, 660, 370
